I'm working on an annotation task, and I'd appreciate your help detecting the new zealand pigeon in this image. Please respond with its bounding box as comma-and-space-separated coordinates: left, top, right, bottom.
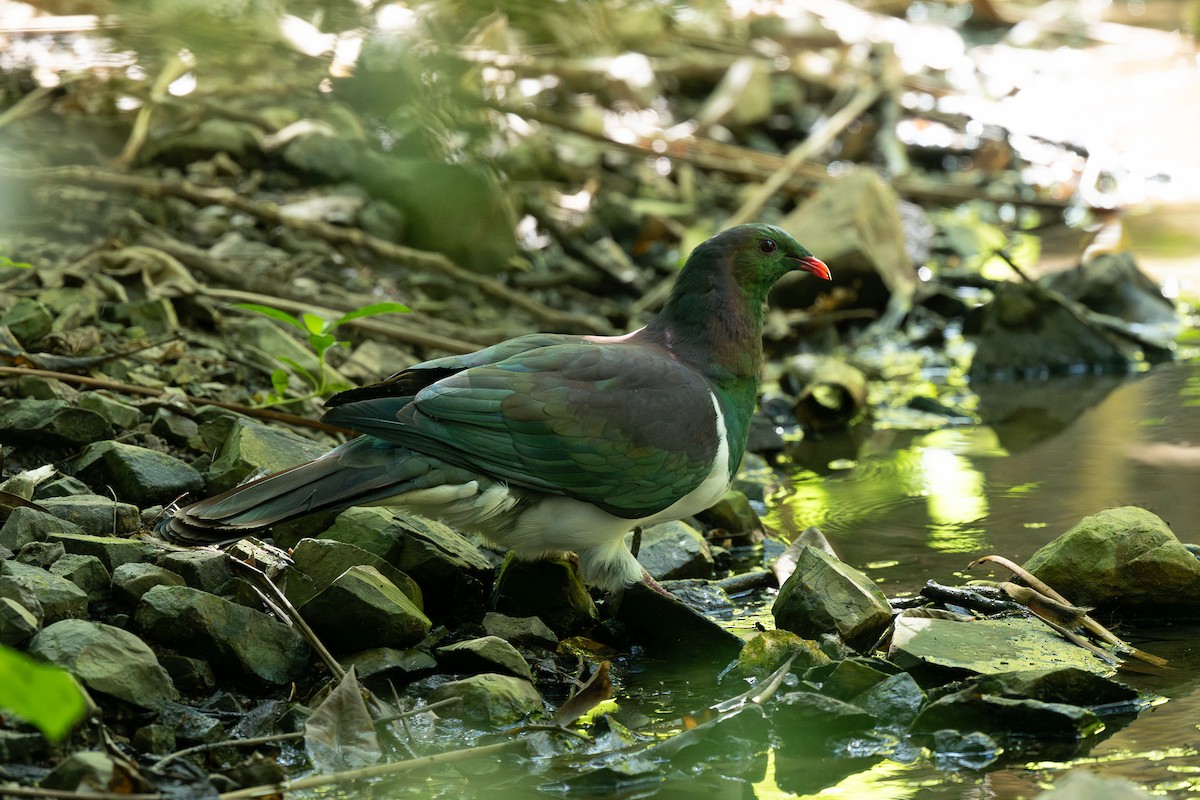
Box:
162, 224, 830, 590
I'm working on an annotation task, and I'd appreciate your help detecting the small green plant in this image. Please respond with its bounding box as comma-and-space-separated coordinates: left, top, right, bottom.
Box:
236, 301, 411, 405
0, 255, 32, 269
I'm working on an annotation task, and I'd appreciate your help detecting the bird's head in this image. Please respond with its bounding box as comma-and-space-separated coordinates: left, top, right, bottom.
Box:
715, 223, 831, 296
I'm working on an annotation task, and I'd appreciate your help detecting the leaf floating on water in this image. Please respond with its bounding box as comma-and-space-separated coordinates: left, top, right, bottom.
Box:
304, 667, 382, 773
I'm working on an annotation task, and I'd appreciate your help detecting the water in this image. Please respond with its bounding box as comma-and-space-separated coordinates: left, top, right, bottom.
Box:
764, 359, 1200, 797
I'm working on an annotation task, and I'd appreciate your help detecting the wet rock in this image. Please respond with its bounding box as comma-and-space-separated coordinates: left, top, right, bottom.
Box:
0, 596, 40, 646
0, 399, 112, 447
437, 636, 533, 681
482, 612, 558, 649
73, 441, 204, 507
16, 540, 65, 569
772, 546, 892, 651
929, 729, 1001, 771
202, 417, 328, 494
659, 579, 733, 614
29, 619, 177, 709
914, 692, 1102, 741
492, 553, 598, 636
285, 538, 422, 609
971, 668, 1140, 710
111, 562, 187, 605
723, 629, 831, 684
40, 751, 130, 792
694, 489, 763, 537
814, 658, 894, 700
430, 673, 544, 726
342, 647, 436, 684
299, 565, 431, 651
615, 581, 744, 663
3, 298, 53, 346
788, 357, 870, 430
158, 550, 233, 593
773, 691, 876, 741
136, 585, 310, 685
37, 494, 141, 535
889, 616, 1115, 676
1023, 506, 1200, 615
1, 506, 85, 551
852, 670, 927, 728
0, 561, 88, 623
49, 554, 110, 600
636, 520, 715, 581
76, 394, 143, 430
46, 532, 155, 571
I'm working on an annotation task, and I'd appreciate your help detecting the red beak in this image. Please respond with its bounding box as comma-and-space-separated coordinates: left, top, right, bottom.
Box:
797, 255, 831, 281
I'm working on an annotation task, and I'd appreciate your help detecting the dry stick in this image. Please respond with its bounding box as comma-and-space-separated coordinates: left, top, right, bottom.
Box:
152, 732, 303, 771
0, 166, 612, 335
0, 365, 351, 434
216, 739, 526, 800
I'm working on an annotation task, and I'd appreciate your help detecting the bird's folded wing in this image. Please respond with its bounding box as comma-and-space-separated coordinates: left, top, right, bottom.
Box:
321, 342, 719, 518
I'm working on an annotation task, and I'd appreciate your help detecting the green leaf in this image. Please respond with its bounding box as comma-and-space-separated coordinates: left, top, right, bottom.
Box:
278, 356, 318, 390
235, 304, 304, 331
332, 302, 411, 327
307, 332, 339, 358
271, 368, 291, 397
0, 255, 33, 269
0, 644, 87, 741
301, 313, 328, 336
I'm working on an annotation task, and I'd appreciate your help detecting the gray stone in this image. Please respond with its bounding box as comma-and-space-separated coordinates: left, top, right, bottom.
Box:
33, 476, 92, 499
16, 540, 65, 569
15, 374, 75, 401
0, 561, 87, 623
616, 580, 745, 662
159, 654, 216, 695
1024, 506, 1200, 614
481, 612, 558, 649
492, 553, 597, 636
0, 573, 44, 623
2, 297, 52, 346
28, 619, 177, 709
150, 408, 199, 444
913, 692, 1102, 742
40, 751, 124, 792
203, 417, 328, 494
971, 668, 1139, 708
0, 596, 40, 647
0, 399, 112, 447
819, 658, 893, 701
136, 585, 310, 684
430, 673, 544, 726
0, 506, 84, 551
723, 629, 830, 684
76, 394, 143, 430
285, 538, 422, 609
852, 671, 927, 728
437, 636, 533, 681
299, 565, 431, 652
73, 441, 204, 507
133, 724, 176, 755
49, 554, 111, 600
37, 494, 141, 535
341, 647, 436, 683
695, 489, 763, 537
659, 579, 734, 614
636, 520, 715, 581
111, 562, 186, 605
772, 546, 892, 651
158, 550, 233, 593
46, 532, 155, 571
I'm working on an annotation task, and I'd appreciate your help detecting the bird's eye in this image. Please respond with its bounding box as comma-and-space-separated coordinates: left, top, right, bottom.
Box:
759, 238, 777, 254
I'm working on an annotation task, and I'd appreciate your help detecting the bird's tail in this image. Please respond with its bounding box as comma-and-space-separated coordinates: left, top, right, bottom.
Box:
158, 436, 430, 544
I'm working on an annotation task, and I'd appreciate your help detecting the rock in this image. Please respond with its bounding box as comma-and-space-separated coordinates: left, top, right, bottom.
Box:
342, 647, 436, 684
133, 723, 176, 755
285, 538, 422, 609
34, 476, 92, 499
482, 612, 558, 649
16, 540, 65, 569
299, 566, 431, 651
0, 561, 88, 623
122, 297, 179, 336
76, 394, 143, 430
615, 581, 744, 663
0, 596, 40, 646
436, 636, 533, 680
971, 668, 1140, 709
813, 658, 894, 701
0, 399, 112, 447
111, 562, 186, 605
150, 408, 200, 444
914, 692, 1102, 742
45, 532, 155, 571
0, 729, 48, 762
788, 357, 870, 431
492, 553, 598, 636
149, 118, 263, 165
158, 550, 233, 593
0, 573, 44, 623
636, 520, 715, 581
49, 554, 110, 600
136, 585, 310, 685
1023, 507, 1200, 615
159, 654, 217, 695
658, 579, 733, 614
430, 673, 544, 726
694, 489, 763, 537
2, 298, 53, 346
28, 619, 177, 709
1, 506, 84, 551
203, 417, 328, 494
889, 616, 1116, 676
852, 671, 927, 728
773, 691, 876, 741
723, 629, 830, 684
37, 495, 141, 535
772, 546, 892, 651
16, 374, 76, 401
39, 751, 129, 792
73, 441, 204, 507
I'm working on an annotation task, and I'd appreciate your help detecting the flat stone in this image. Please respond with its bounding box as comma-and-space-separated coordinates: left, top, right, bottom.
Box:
16, 540, 65, 569
437, 636, 533, 680
889, 616, 1116, 677
202, 417, 328, 494
636, 520, 715, 581
28, 619, 177, 710
341, 647, 436, 683
0, 561, 87, 623
111, 562, 186, 605
481, 612, 558, 649
913, 692, 1103, 742
772, 546, 893, 651
49, 554, 111, 600
430, 673, 544, 727
149, 408, 199, 444
45, 532, 155, 571
285, 538, 422, 609
136, 585, 310, 685
73, 441, 204, 507
1, 506, 84, 551
852, 671, 927, 728
0, 399, 112, 447
158, 550, 233, 593
0, 596, 40, 647
36, 495, 141, 535
299, 566, 431, 652
33, 476, 92, 499
76, 394, 143, 430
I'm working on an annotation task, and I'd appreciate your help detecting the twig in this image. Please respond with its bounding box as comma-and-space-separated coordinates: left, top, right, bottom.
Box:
216, 740, 526, 800
152, 732, 302, 771
372, 697, 462, 725
114, 53, 192, 168
0, 365, 351, 434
